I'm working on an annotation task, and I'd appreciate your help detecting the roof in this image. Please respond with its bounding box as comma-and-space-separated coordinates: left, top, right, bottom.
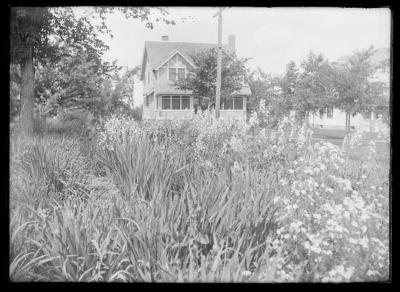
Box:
153, 83, 193, 95
141, 41, 230, 80
148, 82, 251, 96
233, 82, 252, 96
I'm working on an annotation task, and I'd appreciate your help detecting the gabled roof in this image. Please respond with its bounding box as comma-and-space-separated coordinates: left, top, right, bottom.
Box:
141, 41, 230, 80
154, 49, 195, 70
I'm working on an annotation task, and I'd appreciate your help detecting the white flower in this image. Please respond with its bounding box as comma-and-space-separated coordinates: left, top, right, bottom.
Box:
343, 179, 352, 191
313, 214, 322, 220
242, 270, 252, 277
359, 238, 369, 249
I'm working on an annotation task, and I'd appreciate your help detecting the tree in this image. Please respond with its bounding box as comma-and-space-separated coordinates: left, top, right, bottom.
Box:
175, 48, 249, 110
10, 7, 175, 136
247, 67, 282, 125
35, 45, 119, 117
331, 46, 388, 131
111, 66, 140, 111
280, 60, 299, 97
292, 52, 336, 122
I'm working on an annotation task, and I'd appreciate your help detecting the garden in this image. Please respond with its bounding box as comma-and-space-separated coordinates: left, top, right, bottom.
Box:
9, 104, 390, 282
9, 7, 391, 283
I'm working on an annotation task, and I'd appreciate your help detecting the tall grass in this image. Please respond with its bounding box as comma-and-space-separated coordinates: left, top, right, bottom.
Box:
9, 113, 390, 282
10, 134, 92, 209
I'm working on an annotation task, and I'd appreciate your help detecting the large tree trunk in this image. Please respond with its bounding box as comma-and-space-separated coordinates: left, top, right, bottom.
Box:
19, 44, 34, 137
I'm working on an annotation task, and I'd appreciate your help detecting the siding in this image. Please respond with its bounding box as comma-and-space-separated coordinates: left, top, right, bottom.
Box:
309, 108, 389, 133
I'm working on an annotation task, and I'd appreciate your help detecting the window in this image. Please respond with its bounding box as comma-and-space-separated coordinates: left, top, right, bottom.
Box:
234, 97, 243, 110
169, 68, 185, 82
182, 96, 190, 109
327, 107, 333, 119
223, 99, 233, 110
145, 95, 153, 107
178, 68, 185, 81
172, 96, 181, 109
162, 96, 171, 109
161, 96, 190, 110
222, 97, 243, 110
169, 69, 177, 82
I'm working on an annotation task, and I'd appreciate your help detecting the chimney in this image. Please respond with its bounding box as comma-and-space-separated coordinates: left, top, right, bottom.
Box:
228, 35, 235, 53
161, 35, 169, 41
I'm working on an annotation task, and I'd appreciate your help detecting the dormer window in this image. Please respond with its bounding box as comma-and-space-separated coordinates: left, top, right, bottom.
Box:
169, 68, 186, 82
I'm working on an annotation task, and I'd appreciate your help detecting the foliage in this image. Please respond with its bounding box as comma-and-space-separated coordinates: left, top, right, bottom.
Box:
10, 7, 175, 136
10, 99, 390, 282
10, 134, 93, 209
111, 67, 140, 111
331, 46, 389, 117
131, 106, 143, 121
273, 131, 389, 281
175, 48, 249, 109
247, 68, 287, 127
291, 52, 336, 120
35, 46, 120, 118
250, 49, 389, 129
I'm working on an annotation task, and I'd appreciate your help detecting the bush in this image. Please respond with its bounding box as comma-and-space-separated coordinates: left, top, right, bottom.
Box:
131, 106, 142, 121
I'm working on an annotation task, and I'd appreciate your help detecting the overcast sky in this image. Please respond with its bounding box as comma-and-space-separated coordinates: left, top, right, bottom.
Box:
82, 7, 391, 106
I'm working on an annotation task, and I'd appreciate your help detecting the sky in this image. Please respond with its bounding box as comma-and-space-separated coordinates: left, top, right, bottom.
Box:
77, 7, 391, 106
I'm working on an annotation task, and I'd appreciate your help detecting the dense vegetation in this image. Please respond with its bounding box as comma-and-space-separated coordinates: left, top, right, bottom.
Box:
9, 6, 390, 283
10, 107, 390, 282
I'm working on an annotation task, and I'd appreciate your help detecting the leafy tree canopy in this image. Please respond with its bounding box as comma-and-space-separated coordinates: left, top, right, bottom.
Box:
10, 6, 175, 135
331, 46, 388, 115
175, 48, 249, 108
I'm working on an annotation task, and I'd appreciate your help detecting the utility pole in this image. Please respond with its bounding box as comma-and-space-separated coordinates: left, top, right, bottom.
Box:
213, 7, 225, 119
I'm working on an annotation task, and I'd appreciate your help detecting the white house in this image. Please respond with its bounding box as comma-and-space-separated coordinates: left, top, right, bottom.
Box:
140, 35, 251, 120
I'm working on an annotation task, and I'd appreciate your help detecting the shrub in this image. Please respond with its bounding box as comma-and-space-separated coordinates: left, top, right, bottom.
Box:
131, 106, 143, 121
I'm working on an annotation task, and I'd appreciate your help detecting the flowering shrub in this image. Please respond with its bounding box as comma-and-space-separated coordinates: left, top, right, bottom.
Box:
272, 128, 389, 282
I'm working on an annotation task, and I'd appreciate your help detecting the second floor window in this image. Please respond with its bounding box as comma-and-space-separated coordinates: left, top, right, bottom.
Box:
169, 68, 185, 82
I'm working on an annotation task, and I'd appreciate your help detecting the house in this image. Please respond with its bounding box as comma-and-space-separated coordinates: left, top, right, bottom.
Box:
140, 35, 251, 120
308, 48, 390, 133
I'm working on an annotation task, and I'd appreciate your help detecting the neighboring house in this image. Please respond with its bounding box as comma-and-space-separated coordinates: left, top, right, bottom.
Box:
308, 48, 390, 133
140, 35, 251, 120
